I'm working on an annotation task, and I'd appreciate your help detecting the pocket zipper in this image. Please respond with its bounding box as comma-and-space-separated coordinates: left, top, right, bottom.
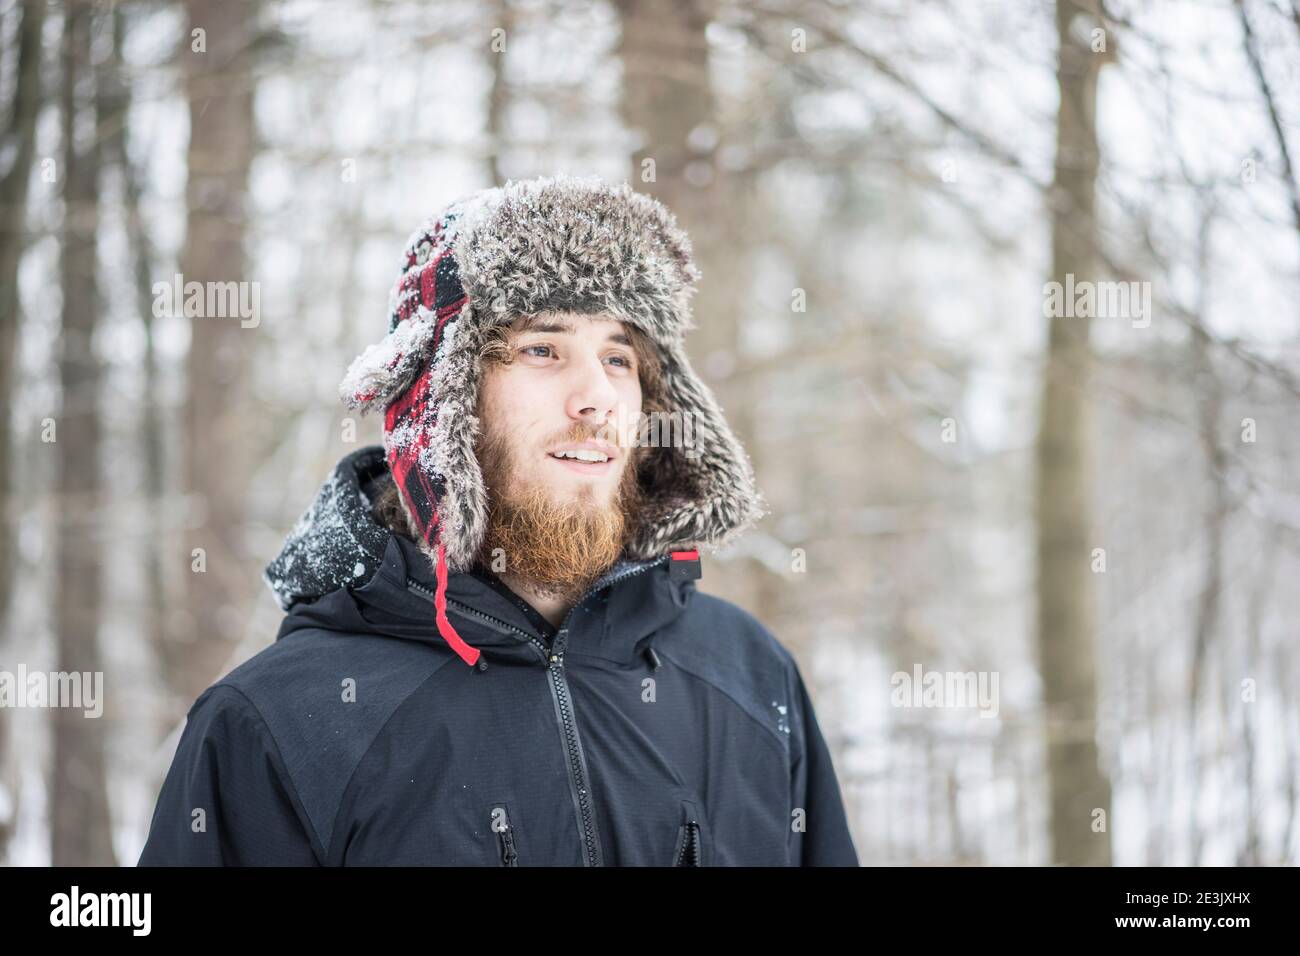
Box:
499, 827, 518, 867
673, 819, 701, 866
491, 804, 519, 867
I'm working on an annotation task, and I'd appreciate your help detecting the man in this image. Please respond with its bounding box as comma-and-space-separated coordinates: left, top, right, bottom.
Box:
138, 174, 859, 866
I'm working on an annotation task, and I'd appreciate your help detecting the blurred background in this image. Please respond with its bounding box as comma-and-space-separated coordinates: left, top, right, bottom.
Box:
1, 0, 1298, 866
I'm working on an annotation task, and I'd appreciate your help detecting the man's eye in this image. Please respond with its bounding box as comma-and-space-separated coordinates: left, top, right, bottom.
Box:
520, 344, 554, 358
606, 354, 633, 368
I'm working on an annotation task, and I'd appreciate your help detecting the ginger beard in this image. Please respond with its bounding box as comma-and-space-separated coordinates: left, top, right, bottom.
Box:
474, 414, 645, 600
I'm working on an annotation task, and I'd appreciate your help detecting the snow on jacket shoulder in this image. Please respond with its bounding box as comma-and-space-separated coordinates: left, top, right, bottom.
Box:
137, 446, 859, 867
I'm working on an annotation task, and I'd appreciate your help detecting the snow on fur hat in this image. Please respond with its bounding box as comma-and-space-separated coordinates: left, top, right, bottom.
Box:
338, 173, 766, 661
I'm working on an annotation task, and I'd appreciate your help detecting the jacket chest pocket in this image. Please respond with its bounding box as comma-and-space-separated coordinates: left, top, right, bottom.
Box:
671, 797, 707, 866
487, 802, 520, 867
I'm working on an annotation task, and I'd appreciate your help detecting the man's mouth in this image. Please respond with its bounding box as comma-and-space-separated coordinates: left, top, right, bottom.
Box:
547, 447, 615, 475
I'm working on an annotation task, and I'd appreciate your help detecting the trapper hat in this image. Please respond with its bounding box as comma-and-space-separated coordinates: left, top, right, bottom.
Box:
336, 174, 766, 658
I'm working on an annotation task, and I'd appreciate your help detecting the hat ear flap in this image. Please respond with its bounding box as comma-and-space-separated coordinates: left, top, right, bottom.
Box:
338, 309, 441, 416
626, 338, 767, 559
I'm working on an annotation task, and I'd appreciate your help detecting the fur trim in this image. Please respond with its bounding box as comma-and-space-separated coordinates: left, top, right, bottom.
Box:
338, 305, 444, 415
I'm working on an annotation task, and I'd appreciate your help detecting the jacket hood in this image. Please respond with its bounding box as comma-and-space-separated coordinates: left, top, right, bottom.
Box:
263, 445, 696, 669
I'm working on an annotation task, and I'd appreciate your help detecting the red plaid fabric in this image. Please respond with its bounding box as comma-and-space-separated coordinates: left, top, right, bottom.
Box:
376, 211, 479, 666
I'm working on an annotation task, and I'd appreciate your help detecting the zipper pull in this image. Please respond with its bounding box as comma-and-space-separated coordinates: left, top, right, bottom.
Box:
492, 806, 519, 867
549, 627, 568, 666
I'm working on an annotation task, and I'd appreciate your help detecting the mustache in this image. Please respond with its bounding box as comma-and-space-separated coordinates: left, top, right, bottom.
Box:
546, 419, 631, 449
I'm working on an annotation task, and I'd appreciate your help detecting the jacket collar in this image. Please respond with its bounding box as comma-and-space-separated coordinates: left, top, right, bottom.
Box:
393, 532, 695, 667
265, 445, 700, 669
278, 528, 697, 670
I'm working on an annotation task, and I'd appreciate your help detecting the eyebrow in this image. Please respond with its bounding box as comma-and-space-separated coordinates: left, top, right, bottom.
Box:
516, 316, 632, 346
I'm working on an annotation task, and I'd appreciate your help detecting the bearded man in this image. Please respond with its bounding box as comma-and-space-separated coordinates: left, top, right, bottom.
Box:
139, 175, 858, 867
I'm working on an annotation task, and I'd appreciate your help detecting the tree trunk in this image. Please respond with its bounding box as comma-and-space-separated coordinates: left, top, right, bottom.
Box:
170, 0, 258, 714
614, 0, 771, 614
485, 0, 514, 188
101, 0, 173, 744
0, 0, 48, 865
1033, 0, 1113, 866
51, 0, 115, 867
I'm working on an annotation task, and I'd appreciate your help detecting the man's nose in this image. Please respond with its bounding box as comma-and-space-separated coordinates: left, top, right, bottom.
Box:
565, 352, 620, 423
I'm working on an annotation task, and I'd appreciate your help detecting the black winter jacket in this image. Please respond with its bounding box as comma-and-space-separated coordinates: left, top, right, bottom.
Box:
138, 447, 859, 866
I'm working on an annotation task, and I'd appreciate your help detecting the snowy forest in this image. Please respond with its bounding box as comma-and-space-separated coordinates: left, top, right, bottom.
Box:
2, 0, 1299, 866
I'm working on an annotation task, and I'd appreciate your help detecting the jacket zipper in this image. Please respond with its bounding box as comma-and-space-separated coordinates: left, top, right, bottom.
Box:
545, 556, 669, 867
407, 556, 670, 868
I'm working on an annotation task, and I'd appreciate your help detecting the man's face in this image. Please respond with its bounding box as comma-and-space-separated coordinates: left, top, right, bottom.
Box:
474, 312, 646, 595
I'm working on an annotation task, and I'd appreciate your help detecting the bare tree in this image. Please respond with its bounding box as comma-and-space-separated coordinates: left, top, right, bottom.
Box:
1033, 0, 1114, 866
170, 0, 260, 713
52, 0, 115, 867
0, 0, 47, 865
100, 0, 172, 737
614, 0, 776, 615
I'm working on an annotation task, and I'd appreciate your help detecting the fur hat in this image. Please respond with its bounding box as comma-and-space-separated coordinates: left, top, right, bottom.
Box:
337, 174, 766, 658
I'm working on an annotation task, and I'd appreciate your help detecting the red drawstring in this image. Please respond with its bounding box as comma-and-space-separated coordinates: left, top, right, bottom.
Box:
433, 537, 481, 667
